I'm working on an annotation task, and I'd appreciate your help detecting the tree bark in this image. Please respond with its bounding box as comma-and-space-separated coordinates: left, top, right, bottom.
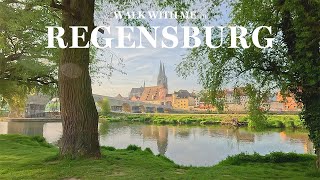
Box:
59, 0, 101, 158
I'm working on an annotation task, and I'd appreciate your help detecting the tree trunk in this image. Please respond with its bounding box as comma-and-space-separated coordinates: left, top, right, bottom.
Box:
59, 0, 100, 158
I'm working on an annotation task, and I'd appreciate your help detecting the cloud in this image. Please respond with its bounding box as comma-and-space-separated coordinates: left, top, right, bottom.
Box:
92, 7, 231, 97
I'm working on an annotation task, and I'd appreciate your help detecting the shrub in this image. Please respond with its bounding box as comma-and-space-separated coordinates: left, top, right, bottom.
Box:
220, 152, 314, 165
273, 120, 285, 128
156, 154, 174, 163
144, 148, 153, 154
31, 136, 53, 148
97, 98, 111, 116
284, 120, 295, 128
101, 146, 116, 151
126, 144, 141, 151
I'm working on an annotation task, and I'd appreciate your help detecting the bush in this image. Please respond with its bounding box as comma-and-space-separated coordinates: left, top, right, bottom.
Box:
220, 152, 315, 165
126, 144, 141, 151
273, 120, 285, 128
101, 146, 116, 151
284, 120, 295, 128
144, 148, 153, 154
156, 154, 174, 163
31, 136, 53, 148
97, 98, 111, 116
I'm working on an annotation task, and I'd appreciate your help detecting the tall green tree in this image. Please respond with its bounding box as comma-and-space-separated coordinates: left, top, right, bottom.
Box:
177, 0, 320, 166
97, 97, 111, 116
0, 0, 58, 117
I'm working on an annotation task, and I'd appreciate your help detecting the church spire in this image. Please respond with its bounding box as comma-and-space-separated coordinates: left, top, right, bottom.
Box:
159, 61, 163, 76
157, 61, 168, 89
162, 63, 166, 76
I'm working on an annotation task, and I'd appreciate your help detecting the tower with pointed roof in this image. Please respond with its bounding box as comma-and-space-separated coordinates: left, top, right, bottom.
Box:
157, 62, 168, 89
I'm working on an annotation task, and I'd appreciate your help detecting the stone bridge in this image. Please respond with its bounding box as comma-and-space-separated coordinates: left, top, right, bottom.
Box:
93, 95, 169, 113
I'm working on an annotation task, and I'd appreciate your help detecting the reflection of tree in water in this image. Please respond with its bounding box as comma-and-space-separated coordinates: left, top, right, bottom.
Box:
7, 122, 45, 136
99, 121, 109, 136
141, 125, 168, 155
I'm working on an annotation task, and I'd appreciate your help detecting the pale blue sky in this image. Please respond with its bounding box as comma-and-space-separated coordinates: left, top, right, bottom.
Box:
92, 4, 230, 97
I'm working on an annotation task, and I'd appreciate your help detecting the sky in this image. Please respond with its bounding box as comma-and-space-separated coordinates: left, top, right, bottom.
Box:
92, 3, 230, 97
91, 21, 201, 97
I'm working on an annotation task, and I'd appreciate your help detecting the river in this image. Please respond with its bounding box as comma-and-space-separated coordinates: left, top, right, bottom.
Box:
0, 121, 313, 166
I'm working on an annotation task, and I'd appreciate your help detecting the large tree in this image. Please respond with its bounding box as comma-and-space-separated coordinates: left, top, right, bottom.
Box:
0, 0, 58, 117
49, 0, 101, 158
51, 0, 221, 158
177, 0, 320, 166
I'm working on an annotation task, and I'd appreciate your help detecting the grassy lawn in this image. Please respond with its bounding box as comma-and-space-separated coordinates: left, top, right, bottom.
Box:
0, 135, 319, 179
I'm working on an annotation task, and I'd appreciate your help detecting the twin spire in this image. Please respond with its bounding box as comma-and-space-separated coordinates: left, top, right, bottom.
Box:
157, 61, 168, 89
158, 61, 166, 78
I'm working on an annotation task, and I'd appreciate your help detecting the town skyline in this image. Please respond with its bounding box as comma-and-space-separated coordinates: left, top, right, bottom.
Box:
92, 59, 202, 97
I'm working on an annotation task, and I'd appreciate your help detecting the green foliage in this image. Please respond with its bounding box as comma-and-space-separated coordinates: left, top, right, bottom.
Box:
176, 0, 320, 155
267, 115, 303, 129
97, 98, 111, 116
0, 0, 59, 115
101, 113, 304, 129
45, 99, 60, 112
144, 148, 153, 155
245, 85, 269, 130
126, 144, 141, 151
221, 152, 315, 165
101, 146, 116, 151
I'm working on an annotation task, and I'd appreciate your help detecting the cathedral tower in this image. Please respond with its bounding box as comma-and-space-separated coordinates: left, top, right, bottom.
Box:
157, 62, 168, 89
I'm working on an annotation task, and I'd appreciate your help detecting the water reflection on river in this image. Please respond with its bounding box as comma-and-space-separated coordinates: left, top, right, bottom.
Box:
0, 121, 313, 166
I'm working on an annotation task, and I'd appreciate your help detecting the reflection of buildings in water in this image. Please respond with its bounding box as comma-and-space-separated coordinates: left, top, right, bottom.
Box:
205, 127, 255, 151
171, 127, 191, 139
7, 122, 45, 136
206, 127, 255, 143
141, 125, 168, 155
279, 131, 314, 154
234, 130, 255, 143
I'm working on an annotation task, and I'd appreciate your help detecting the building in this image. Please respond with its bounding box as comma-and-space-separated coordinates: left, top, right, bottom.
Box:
140, 86, 167, 105
157, 62, 168, 89
220, 88, 249, 112
129, 86, 144, 100
275, 92, 302, 111
138, 62, 169, 105
171, 90, 196, 110
224, 87, 249, 105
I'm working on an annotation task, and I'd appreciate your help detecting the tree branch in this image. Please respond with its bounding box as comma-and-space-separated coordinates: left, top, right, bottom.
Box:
0, 74, 57, 86
5, 52, 23, 62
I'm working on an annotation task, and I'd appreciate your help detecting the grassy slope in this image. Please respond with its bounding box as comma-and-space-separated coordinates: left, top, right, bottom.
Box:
1, 135, 319, 179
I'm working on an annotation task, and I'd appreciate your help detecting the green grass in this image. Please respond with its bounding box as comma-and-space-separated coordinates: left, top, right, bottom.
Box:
101, 113, 304, 129
0, 134, 319, 179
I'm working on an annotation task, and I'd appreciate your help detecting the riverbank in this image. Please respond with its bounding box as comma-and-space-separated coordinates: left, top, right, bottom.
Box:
102, 113, 304, 129
0, 135, 319, 179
